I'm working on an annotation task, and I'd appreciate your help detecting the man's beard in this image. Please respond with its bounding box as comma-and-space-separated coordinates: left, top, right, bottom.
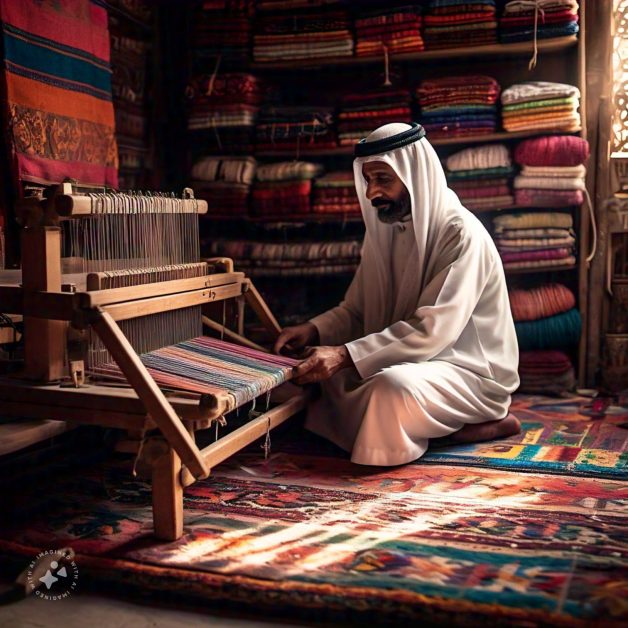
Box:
372, 193, 411, 224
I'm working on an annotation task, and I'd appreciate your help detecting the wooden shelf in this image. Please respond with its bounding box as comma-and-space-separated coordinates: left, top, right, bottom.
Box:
504, 264, 577, 275
255, 129, 582, 158
251, 36, 578, 71
203, 214, 363, 225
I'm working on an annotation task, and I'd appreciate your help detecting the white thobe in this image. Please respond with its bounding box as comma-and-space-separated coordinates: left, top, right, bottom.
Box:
306, 211, 520, 466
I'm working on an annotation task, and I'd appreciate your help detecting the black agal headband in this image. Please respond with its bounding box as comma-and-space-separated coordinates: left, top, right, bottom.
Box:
354, 122, 426, 158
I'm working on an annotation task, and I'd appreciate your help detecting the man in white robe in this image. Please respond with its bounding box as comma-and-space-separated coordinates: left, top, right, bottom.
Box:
274, 122, 521, 466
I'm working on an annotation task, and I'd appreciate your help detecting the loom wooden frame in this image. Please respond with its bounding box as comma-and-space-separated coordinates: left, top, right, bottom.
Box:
0, 192, 308, 540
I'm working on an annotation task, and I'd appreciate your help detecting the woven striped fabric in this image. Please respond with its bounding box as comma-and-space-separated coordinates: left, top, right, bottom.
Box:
0, 0, 118, 187
92, 337, 299, 408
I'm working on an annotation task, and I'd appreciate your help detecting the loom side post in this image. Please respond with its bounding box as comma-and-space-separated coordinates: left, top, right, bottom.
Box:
148, 437, 184, 541
243, 280, 282, 339
21, 226, 67, 381
89, 308, 209, 481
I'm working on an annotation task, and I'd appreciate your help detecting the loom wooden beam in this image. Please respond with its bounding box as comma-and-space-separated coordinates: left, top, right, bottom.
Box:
0, 419, 75, 457
243, 280, 282, 339
202, 315, 268, 353
90, 309, 209, 480
181, 389, 310, 487
53, 194, 208, 217
99, 283, 244, 322
148, 438, 184, 541
21, 227, 67, 381
82, 272, 245, 308
0, 378, 217, 425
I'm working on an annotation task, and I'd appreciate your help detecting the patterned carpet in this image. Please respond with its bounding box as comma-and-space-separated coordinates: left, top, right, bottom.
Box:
1, 394, 627, 626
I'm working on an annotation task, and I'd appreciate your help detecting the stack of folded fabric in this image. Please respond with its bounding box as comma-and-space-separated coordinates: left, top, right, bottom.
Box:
312, 171, 361, 217
509, 283, 580, 393
337, 89, 412, 146
205, 239, 362, 276
255, 0, 340, 9
501, 81, 581, 133
500, 0, 579, 44
186, 73, 262, 154
253, 9, 353, 62
256, 106, 337, 151
190, 156, 256, 219
191, 1, 254, 71
423, 0, 498, 50
355, 5, 424, 57
513, 134, 589, 207
493, 211, 576, 270
251, 161, 323, 219
416, 75, 500, 139
445, 144, 515, 211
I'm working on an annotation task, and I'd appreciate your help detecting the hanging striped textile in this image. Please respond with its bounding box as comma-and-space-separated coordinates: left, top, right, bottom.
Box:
91, 336, 298, 409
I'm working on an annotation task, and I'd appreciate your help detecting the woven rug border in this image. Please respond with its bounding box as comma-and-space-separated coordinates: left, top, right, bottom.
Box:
1, 540, 617, 628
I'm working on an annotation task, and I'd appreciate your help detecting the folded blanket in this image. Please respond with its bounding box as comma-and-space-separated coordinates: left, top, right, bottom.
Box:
514, 135, 590, 166
446, 143, 511, 171
494, 211, 573, 230
501, 81, 580, 105
256, 161, 323, 182
514, 175, 585, 190
514, 188, 583, 207
509, 284, 576, 321
191, 156, 256, 184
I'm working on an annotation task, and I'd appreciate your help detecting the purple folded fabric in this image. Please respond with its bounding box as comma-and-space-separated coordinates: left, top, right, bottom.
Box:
500, 247, 573, 263
515, 188, 583, 207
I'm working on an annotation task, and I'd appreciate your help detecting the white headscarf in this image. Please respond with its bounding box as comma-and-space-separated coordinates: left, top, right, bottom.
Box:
353, 122, 466, 334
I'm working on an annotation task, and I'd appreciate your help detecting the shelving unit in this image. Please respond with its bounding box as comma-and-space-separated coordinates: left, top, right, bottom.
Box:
180, 4, 590, 382
250, 36, 578, 70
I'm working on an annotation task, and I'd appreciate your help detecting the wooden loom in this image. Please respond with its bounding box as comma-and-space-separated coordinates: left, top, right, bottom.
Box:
0, 182, 309, 540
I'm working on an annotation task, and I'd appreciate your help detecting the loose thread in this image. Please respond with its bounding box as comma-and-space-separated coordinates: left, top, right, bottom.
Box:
131, 427, 148, 478
262, 417, 271, 460
383, 44, 392, 87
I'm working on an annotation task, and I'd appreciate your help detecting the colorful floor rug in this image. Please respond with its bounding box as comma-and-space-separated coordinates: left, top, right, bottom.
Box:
1, 394, 627, 626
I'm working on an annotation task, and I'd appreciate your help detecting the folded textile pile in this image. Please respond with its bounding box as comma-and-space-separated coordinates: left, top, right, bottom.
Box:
509, 282, 580, 393
110, 14, 153, 189
251, 160, 323, 218
423, 0, 498, 50
312, 171, 360, 217
500, 0, 579, 44
513, 135, 589, 207
355, 5, 424, 57
518, 350, 576, 394
191, 1, 254, 71
416, 75, 500, 139
253, 9, 353, 62
501, 81, 581, 133
256, 105, 337, 151
191, 156, 256, 218
337, 89, 412, 146
255, 0, 339, 10
186, 73, 262, 154
493, 211, 576, 270
445, 144, 514, 211
205, 238, 362, 276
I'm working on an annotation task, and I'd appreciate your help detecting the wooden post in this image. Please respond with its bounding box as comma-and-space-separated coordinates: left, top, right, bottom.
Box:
151, 442, 184, 541
244, 280, 282, 339
21, 227, 67, 381
91, 308, 209, 480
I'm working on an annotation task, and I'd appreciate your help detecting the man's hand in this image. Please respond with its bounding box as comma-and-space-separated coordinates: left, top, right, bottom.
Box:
274, 322, 319, 356
292, 345, 353, 384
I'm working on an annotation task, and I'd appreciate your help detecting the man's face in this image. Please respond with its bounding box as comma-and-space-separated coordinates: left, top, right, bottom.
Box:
362, 161, 411, 224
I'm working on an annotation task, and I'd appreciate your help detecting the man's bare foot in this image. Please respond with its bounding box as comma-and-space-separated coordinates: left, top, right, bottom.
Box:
430, 413, 521, 448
